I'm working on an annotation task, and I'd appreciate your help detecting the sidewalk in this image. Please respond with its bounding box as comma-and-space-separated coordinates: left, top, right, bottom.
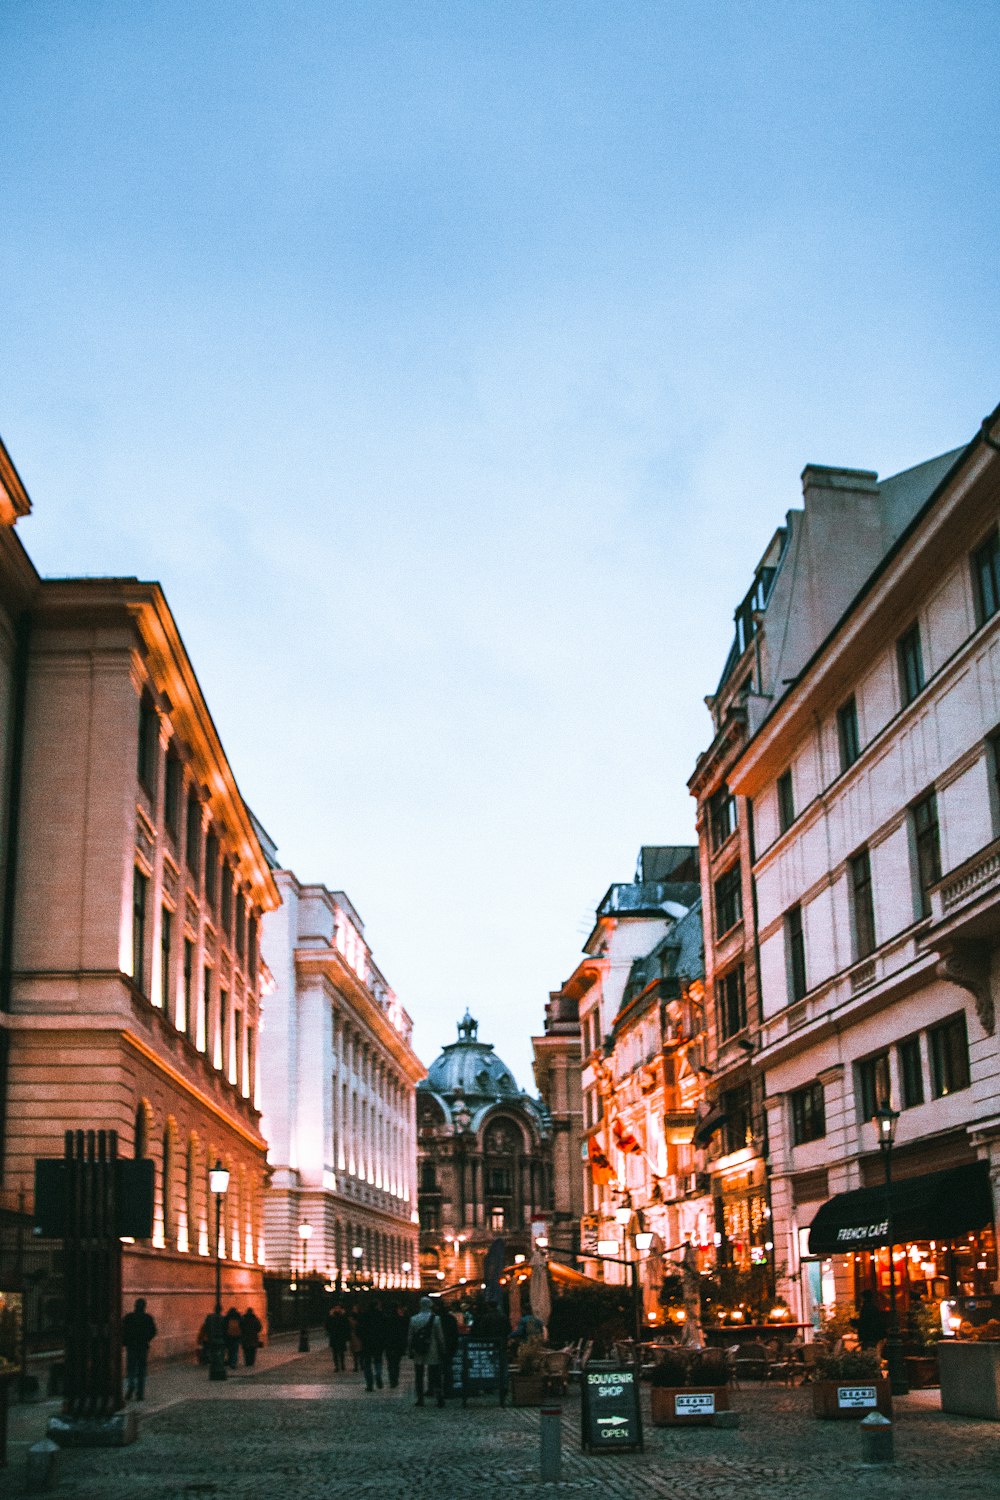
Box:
4, 1329, 311, 1467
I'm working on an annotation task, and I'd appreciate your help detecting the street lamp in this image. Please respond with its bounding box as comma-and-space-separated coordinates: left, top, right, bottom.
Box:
401, 1260, 412, 1287
208, 1160, 230, 1382
298, 1219, 313, 1352
351, 1244, 363, 1290
875, 1102, 909, 1395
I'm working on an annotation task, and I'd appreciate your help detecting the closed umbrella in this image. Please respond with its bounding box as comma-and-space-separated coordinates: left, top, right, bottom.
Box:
530, 1247, 552, 1330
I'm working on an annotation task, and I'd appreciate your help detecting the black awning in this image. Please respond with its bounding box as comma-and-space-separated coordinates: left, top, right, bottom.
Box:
692, 1105, 726, 1149
807, 1160, 994, 1256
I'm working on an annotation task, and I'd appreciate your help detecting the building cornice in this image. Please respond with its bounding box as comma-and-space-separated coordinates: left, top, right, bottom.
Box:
295, 947, 426, 1083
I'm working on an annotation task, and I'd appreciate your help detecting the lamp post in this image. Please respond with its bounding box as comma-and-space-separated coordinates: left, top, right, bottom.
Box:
351, 1243, 363, 1291
298, 1219, 313, 1352
401, 1260, 412, 1288
208, 1160, 230, 1382
875, 1102, 909, 1395
614, 1201, 643, 1343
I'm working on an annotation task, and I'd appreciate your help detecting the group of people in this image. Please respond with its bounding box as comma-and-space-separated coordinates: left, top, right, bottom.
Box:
196, 1306, 263, 1369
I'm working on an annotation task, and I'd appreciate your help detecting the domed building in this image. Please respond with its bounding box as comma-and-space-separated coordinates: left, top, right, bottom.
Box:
417, 1011, 552, 1286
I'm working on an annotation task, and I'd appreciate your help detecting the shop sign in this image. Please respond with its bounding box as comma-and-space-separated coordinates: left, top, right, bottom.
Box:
675, 1392, 715, 1417
835, 1221, 889, 1245
836, 1385, 878, 1409
581, 1366, 643, 1452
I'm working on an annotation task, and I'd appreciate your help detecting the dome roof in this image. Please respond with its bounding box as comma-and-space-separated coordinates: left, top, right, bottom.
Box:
422, 1011, 521, 1101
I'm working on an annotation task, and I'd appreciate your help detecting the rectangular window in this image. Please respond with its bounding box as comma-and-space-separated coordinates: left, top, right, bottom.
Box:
164, 752, 182, 839
722, 1083, 753, 1156
216, 989, 228, 1072
185, 792, 201, 880
912, 791, 941, 918
132, 868, 149, 993
785, 904, 807, 1002
716, 963, 747, 1041
220, 864, 232, 934
160, 907, 172, 1011
777, 769, 795, 833
837, 696, 860, 772
856, 1051, 891, 1121
490, 1207, 505, 1231
714, 863, 743, 936
850, 848, 877, 959
709, 784, 738, 850
929, 1013, 970, 1098
232, 1008, 243, 1088
972, 529, 1000, 626
204, 833, 219, 910
898, 1035, 924, 1110
247, 916, 258, 980
137, 696, 158, 798
200, 965, 211, 1054
235, 899, 246, 962
488, 1167, 512, 1195
897, 623, 925, 707
181, 938, 194, 1035
790, 1081, 826, 1146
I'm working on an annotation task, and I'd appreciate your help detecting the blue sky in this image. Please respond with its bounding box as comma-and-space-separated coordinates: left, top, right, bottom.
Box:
2, 1, 997, 1084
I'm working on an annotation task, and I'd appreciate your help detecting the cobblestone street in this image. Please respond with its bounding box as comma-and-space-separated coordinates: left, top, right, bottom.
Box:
6, 1344, 1000, 1500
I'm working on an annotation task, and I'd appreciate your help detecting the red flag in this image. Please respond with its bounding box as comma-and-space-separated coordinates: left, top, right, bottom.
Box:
613, 1117, 644, 1155
588, 1136, 614, 1185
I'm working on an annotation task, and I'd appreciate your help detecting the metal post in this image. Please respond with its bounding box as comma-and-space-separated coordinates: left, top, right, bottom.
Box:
540, 1403, 562, 1482
209, 1193, 226, 1381
882, 1139, 908, 1395
298, 1235, 310, 1353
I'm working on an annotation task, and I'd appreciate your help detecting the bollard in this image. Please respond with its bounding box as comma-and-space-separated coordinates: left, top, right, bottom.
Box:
540, 1402, 562, 1483
26, 1439, 60, 1493
859, 1412, 894, 1464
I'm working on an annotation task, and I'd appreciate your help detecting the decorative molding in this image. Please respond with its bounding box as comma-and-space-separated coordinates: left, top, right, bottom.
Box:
935, 940, 994, 1034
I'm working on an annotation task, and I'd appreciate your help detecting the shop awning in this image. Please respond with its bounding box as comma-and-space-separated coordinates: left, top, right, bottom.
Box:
807, 1160, 994, 1256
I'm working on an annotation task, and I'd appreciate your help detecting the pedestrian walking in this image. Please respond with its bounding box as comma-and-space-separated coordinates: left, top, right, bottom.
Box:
122, 1297, 157, 1401
224, 1306, 242, 1369
853, 1290, 888, 1349
240, 1306, 263, 1367
407, 1296, 446, 1408
357, 1297, 388, 1391
438, 1302, 459, 1401
384, 1304, 409, 1389
325, 1304, 349, 1371
348, 1304, 363, 1371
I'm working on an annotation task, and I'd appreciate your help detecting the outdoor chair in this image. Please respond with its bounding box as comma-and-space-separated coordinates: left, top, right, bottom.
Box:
732, 1341, 770, 1382
543, 1349, 571, 1394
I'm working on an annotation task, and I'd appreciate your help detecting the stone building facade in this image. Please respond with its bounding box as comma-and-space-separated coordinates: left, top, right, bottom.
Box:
0, 447, 279, 1355
259, 870, 422, 1289
727, 409, 1000, 1323
531, 982, 583, 1254
417, 1013, 550, 1286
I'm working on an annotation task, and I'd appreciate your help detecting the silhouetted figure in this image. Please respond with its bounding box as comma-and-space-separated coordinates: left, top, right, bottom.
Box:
122, 1298, 157, 1401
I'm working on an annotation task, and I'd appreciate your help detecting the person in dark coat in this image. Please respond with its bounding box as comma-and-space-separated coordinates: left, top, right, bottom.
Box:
357, 1298, 388, 1392
854, 1290, 888, 1348
325, 1304, 350, 1371
223, 1307, 242, 1369
437, 1303, 459, 1401
240, 1307, 263, 1367
407, 1296, 446, 1408
122, 1297, 157, 1401
384, 1304, 409, 1389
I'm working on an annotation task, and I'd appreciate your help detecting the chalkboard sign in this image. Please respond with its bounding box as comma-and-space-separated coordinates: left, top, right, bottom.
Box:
454, 1339, 506, 1406
581, 1363, 643, 1453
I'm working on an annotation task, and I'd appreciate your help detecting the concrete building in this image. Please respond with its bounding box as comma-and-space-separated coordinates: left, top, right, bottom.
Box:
531, 980, 584, 1255
417, 1012, 550, 1286
716, 405, 1000, 1326
259, 870, 422, 1290
0, 440, 279, 1355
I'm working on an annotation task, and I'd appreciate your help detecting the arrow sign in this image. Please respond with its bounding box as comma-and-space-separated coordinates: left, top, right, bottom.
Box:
597, 1416, 628, 1426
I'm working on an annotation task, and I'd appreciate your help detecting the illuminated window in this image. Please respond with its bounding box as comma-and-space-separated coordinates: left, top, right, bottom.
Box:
929, 1013, 970, 1098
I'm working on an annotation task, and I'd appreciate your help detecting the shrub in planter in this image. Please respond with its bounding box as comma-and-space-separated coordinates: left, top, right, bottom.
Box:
650, 1348, 730, 1426
811, 1349, 891, 1420
509, 1334, 547, 1407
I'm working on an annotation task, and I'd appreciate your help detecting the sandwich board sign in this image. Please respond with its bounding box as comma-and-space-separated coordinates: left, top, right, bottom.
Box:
452, 1339, 506, 1406
581, 1362, 643, 1453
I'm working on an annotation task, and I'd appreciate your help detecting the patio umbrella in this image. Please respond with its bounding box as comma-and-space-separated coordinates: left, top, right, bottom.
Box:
680, 1241, 704, 1349
642, 1232, 665, 1323
508, 1274, 523, 1329
529, 1248, 552, 1330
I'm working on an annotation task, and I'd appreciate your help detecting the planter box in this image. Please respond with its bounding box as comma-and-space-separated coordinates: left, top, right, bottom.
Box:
938, 1340, 1000, 1421
651, 1386, 730, 1426
509, 1373, 546, 1407
904, 1354, 938, 1389
811, 1379, 892, 1420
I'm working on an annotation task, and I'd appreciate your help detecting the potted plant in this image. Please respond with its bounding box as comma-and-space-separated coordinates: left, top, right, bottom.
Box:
811, 1349, 891, 1420
938, 1321, 1000, 1421
509, 1334, 547, 1407
904, 1302, 942, 1389
649, 1348, 730, 1426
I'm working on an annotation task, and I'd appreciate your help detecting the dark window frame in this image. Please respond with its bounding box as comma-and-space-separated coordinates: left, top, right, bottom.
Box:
777, 770, 795, 834
912, 790, 942, 918
972, 528, 1000, 627
786, 904, 807, 1002
160, 906, 173, 1012
897, 622, 925, 708
137, 695, 158, 800
856, 1050, 891, 1121
709, 784, 738, 851
714, 863, 743, 936
182, 937, 194, 1036
721, 1082, 754, 1157
897, 1034, 924, 1110
929, 1012, 970, 1098
790, 1081, 826, 1146
132, 867, 149, 995
716, 963, 747, 1041
849, 847, 877, 960
837, 695, 860, 772
185, 791, 202, 881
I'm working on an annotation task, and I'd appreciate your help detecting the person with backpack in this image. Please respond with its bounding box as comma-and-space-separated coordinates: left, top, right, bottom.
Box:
224, 1307, 242, 1369
407, 1296, 446, 1407
240, 1306, 263, 1367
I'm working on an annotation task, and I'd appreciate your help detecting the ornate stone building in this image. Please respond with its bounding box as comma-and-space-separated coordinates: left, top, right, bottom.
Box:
259, 870, 423, 1289
417, 1013, 551, 1286
532, 983, 584, 1254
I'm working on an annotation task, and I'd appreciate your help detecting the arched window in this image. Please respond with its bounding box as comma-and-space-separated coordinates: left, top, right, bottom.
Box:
134, 1100, 151, 1160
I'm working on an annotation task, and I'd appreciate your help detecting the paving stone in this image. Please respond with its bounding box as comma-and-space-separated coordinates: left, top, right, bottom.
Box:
5, 1350, 1000, 1500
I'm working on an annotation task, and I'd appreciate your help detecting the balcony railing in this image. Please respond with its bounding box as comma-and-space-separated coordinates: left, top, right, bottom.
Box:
929, 836, 1000, 925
